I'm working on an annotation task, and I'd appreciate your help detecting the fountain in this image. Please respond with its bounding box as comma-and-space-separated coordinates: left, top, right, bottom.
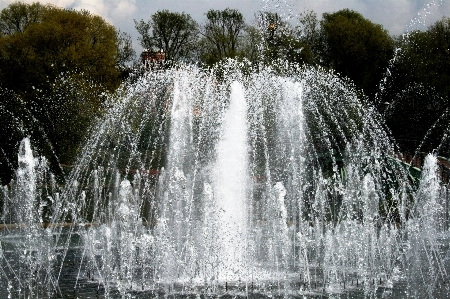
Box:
0, 61, 449, 298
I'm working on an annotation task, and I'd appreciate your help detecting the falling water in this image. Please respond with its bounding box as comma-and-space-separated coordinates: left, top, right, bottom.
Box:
0, 62, 449, 298
213, 81, 250, 280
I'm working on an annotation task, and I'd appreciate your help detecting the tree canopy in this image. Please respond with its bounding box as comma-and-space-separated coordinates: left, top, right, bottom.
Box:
199, 8, 245, 65
135, 10, 198, 62
382, 17, 450, 152
257, 11, 311, 64
116, 29, 136, 71
320, 9, 394, 99
0, 3, 121, 93
0, 2, 130, 183
0, 1, 44, 35
1, 2, 450, 182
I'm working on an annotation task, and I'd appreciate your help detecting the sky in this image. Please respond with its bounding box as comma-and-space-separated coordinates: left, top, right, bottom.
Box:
1, 0, 450, 55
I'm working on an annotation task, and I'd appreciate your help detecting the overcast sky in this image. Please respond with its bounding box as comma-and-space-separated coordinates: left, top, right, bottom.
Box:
1, 0, 449, 55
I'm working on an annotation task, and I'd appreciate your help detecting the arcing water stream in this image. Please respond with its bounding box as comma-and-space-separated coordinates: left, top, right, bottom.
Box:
0, 62, 449, 298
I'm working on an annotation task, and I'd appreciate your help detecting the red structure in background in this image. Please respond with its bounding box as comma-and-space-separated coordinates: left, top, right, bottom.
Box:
141, 49, 166, 69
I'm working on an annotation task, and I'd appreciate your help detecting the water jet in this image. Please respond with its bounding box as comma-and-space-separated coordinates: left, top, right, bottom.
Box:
0, 62, 449, 298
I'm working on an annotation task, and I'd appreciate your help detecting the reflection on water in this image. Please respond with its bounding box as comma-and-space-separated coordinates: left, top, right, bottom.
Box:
1, 227, 448, 298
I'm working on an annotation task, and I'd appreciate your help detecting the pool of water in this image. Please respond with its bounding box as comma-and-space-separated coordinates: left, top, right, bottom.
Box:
1, 230, 448, 298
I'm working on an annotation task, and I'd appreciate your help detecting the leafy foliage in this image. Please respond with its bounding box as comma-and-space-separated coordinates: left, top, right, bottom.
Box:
199, 8, 245, 65
257, 12, 312, 65
320, 9, 394, 100
116, 29, 136, 70
383, 17, 450, 152
0, 4, 121, 93
0, 1, 44, 35
297, 11, 323, 64
0, 2, 127, 183
135, 10, 198, 62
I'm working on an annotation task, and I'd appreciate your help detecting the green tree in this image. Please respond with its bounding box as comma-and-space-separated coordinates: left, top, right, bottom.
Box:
396, 18, 450, 101
116, 29, 136, 80
0, 1, 44, 34
320, 9, 394, 99
238, 25, 263, 62
256, 11, 311, 65
199, 8, 245, 65
135, 10, 198, 62
0, 4, 121, 93
383, 18, 450, 153
116, 29, 136, 70
0, 2, 127, 182
297, 10, 322, 64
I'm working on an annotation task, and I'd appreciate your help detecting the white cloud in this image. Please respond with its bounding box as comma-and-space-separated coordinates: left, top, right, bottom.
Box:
1, 0, 449, 54
111, 0, 137, 20
68, 0, 137, 23
0, 0, 137, 23
292, 0, 450, 35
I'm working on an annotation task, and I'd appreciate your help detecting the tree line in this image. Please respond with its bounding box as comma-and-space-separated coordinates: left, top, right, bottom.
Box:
0, 1, 449, 184
136, 8, 393, 100
0, 2, 135, 182
136, 8, 450, 155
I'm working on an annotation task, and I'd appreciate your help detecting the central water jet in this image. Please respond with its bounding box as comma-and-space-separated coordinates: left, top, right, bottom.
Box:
1, 62, 449, 299
213, 81, 250, 281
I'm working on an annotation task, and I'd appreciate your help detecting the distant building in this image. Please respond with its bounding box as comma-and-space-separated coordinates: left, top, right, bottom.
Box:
141, 49, 165, 69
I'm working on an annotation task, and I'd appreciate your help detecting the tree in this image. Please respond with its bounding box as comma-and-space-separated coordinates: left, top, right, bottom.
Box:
135, 10, 198, 62
256, 11, 311, 65
116, 29, 136, 80
200, 8, 245, 65
0, 2, 125, 183
320, 9, 394, 99
0, 1, 44, 35
238, 24, 263, 63
0, 4, 121, 93
382, 18, 450, 153
396, 18, 450, 101
116, 29, 136, 70
297, 10, 323, 64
